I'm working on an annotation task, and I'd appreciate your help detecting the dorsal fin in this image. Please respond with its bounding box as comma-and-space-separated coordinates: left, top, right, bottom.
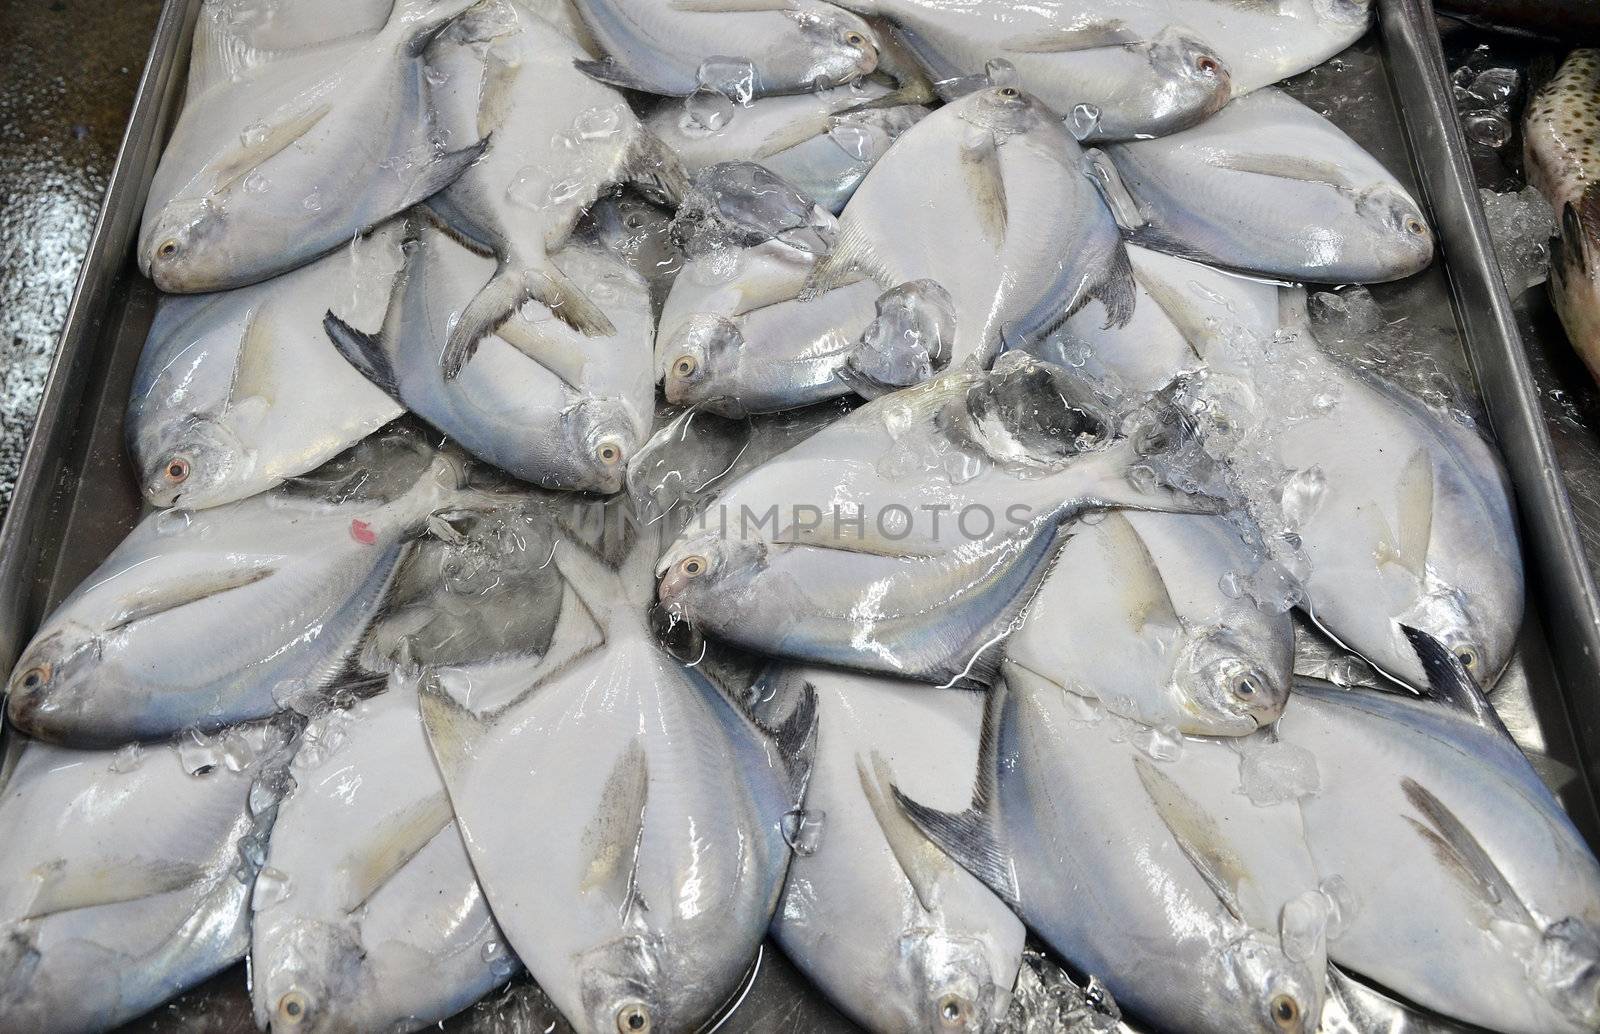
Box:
890, 681, 1019, 909
1401, 625, 1512, 741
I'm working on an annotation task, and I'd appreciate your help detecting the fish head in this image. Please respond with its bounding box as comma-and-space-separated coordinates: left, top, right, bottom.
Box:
895, 929, 1008, 1032
142, 198, 228, 293
137, 413, 252, 509
1398, 586, 1502, 688
1132, 30, 1231, 132
961, 83, 1055, 139
1535, 916, 1600, 1029
655, 532, 767, 620
1224, 928, 1323, 1034
6, 624, 107, 741
661, 315, 745, 411
1352, 187, 1434, 279
1310, 0, 1373, 29
577, 933, 696, 1034
1173, 628, 1291, 733
775, 3, 880, 90
560, 396, 640, 494
254, 919, 366, 1033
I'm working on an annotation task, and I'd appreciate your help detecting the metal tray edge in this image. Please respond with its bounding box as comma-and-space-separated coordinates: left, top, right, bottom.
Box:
0, 0, 199, 670
1379, 0, 1600, 766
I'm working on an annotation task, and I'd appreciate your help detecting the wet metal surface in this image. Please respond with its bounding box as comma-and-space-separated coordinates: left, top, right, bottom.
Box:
0, 0, 162, 520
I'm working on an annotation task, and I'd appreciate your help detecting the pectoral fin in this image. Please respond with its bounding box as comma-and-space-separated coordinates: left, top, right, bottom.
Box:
580, 739, 650, 921
1205, 152, 1354, 189
862, 751, 959, 914
25, 857, 208, 920
1134, 754, 1250, 921
1001, 21, 1144, 53
1402, 777, 1535, 927
960, 130, 1008, 250
107, 566, 277, 632
210, 103, 333, 196
337, 793, 455, 913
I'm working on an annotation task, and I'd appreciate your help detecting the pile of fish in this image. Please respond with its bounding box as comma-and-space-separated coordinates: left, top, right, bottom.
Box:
0, 0, 1590, 1031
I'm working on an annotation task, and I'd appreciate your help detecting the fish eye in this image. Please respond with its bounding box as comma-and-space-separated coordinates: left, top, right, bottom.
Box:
16, 664, 51, 691
157, 239, 180, 260
1404, 214, 1427, 236
624, 214, 644, 230
997, 86, 1020, 99
1454, 645, 1480, 671
616, 1003, 651, 1033
596, 440, 625, 466
163, 456, 192, 484
277, 990, 312, 1026
1196, 54, 1221, 75
678, 554, 709, 578
937, 993, 970, 1027
844, 30, 866, 47
1232, 673, 1260, 700
672, 354, 698, 378
1270, 993, 1301, 1030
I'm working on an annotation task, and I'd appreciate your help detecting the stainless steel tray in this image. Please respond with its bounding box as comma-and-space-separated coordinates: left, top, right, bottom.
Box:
2, 0, 1597, 1030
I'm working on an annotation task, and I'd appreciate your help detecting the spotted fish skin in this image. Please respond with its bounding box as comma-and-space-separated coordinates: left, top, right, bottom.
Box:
1526, 49, 1600, 382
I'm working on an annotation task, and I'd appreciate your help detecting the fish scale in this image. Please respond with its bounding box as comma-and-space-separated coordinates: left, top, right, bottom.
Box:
1526, 49, 1600, 381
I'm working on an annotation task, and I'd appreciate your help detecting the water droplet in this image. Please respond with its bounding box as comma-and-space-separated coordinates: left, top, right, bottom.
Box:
1131, 723, 1184, 762
984, 58, 1019, 87
1279, 889, 1330, 963
425, 65, 450, 88
252, 866, 293, 911
782, 809, 825, 856
828, 122, 875, 162
109, 743, 144, 773
178, 728, 223, 776
1319, 875, 1358, 940
573, 105, 623, 139
243, 171, 269, 194
302, 189, 322, 212
684, 86, 735, 132
154, 508, 193, 536
695, 58, 755, 104
1068, 103, 1102, 141
1237, 739, 1319, 806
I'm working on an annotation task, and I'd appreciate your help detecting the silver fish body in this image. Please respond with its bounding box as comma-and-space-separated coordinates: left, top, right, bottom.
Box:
1033, 244, 1284, 400
141, 0, 486, 293
426, 3, 684, 370
1525, 49, 1600, 383
5, 449, 465, 746
845, 0, 1230, 141
252, 685, 511, 1034
900, 676, 1326, 1034
1275, 679, 1600, 1034
1267, 355, 1522, 689
0, 725, 283, 1034
127, 221, 405, 511
422, 530, 811, 1034
770, 669, 1025, 1032
326, 220, 654, 493
647, 81, 927, 214
568, 0, 880, 97
812, 86, 1135, 371
1005, 510, 1293, 735
1101, 88, 1434, 283
1127, 0, 1371, 98
658, 229, 881, 416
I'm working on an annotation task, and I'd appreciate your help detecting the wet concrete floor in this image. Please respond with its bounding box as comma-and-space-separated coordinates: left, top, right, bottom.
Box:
0, 0, 162, 520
